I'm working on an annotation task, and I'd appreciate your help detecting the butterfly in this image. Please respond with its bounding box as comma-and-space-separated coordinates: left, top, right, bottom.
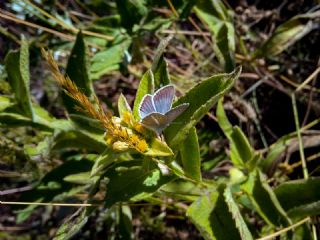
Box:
138, 84, 189, 135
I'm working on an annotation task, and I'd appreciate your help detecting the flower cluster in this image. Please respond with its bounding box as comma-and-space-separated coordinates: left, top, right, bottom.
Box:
42, 49, 148, 153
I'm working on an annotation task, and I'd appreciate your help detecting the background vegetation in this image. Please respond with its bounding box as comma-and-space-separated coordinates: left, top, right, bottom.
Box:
0, 0, 320, 239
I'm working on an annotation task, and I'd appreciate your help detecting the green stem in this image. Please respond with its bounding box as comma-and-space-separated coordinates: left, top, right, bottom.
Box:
291, 93, 308, 179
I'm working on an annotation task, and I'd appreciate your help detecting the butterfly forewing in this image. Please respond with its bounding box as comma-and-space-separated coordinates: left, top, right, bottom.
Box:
139, 94, 156, 119
153, 85, 174, 114
165, 103, 189, 123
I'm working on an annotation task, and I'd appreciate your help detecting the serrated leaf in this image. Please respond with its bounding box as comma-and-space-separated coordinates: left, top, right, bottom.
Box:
274, 178, 320, 219
118, 93, 132, 119
241, 170, 291, 227
164, 67, 240, 148
5, 37, 34, 119
187, 184, 245, 240
224, 186, 253, 240
104, 160, 175, 207
194, 0, 235, 71
255, 11, 319, 57
133, 69, 155, 120
179, 127, 201, 181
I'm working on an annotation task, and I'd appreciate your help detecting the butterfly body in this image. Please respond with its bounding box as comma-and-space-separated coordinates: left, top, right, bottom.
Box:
138, 85, 189, 135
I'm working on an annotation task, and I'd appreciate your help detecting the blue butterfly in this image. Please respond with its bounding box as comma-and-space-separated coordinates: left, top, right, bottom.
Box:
138, 85, 189, 135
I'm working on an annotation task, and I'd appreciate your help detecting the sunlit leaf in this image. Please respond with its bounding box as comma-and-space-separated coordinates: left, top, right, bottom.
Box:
104, 160, 175, 207
133, 69, 155, 120
5, 36, 34, 119
179, 127, 201, 181
165, 67, 240, 148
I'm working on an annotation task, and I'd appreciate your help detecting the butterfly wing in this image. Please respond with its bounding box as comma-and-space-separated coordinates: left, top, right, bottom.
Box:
141, 103, 189, 135
138, 94, 155, 119
153, 85, 174, 114
164, 103, 189, 123
141, 112, 168, 135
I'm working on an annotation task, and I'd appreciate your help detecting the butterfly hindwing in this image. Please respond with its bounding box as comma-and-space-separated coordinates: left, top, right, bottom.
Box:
141, 112, 168, 135
138, 85, 189, 135
138, 94, 155, 119
153, 85, 174, 114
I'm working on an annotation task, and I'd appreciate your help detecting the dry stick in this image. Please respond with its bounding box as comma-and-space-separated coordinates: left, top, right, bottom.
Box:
302, 76, 317, 126
20, 0, 113, 41
21, 0, 75, 31
256, 217, 310, 240
295, 65, 320, 92
166, 0, 213, 46
0, 11, 74, 41
161, 29, 211, 36
0, 201, 99, 207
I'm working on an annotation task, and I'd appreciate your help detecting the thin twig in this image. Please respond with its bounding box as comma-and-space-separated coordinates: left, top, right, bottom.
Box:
256, 217, 310, 240
295, 66, 320, 92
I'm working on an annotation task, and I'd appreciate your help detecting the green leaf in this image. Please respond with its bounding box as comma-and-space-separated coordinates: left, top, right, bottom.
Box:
260, 134, 294, 175
133, 69, 155, 120
241, 170, 291, 227
229, 126, 254, 167
224, 186, 254, 240
217, 100, 257, 169
152, 55, 171, 88
144, 137, 174, 157
63, 172, 92, 184
0, 102, 54, 131
194, 0, 235, 71
0, 96, 14, 111
53, 207, 90, 240
64, 32, 94, 116
118, 93, 132, 119
5, 36, 34, 119
216, 99, 233, 138
18, 159, 93, 222
161, 180, 203, 201
115, 0, 148, 31
151, 36, 172, 88
104, 160, 175, 207
187, 184, 246, 240
118, 205, 134, 240
255, 11, 319, 57
165, 67, 240, 148
274, 178, 320, 219
179, 127, 201, 181
52, 123, 107, 153
90, 38, 131, 80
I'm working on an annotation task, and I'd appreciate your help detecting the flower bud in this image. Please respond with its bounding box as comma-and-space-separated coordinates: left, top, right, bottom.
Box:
112, 141, 129, 152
